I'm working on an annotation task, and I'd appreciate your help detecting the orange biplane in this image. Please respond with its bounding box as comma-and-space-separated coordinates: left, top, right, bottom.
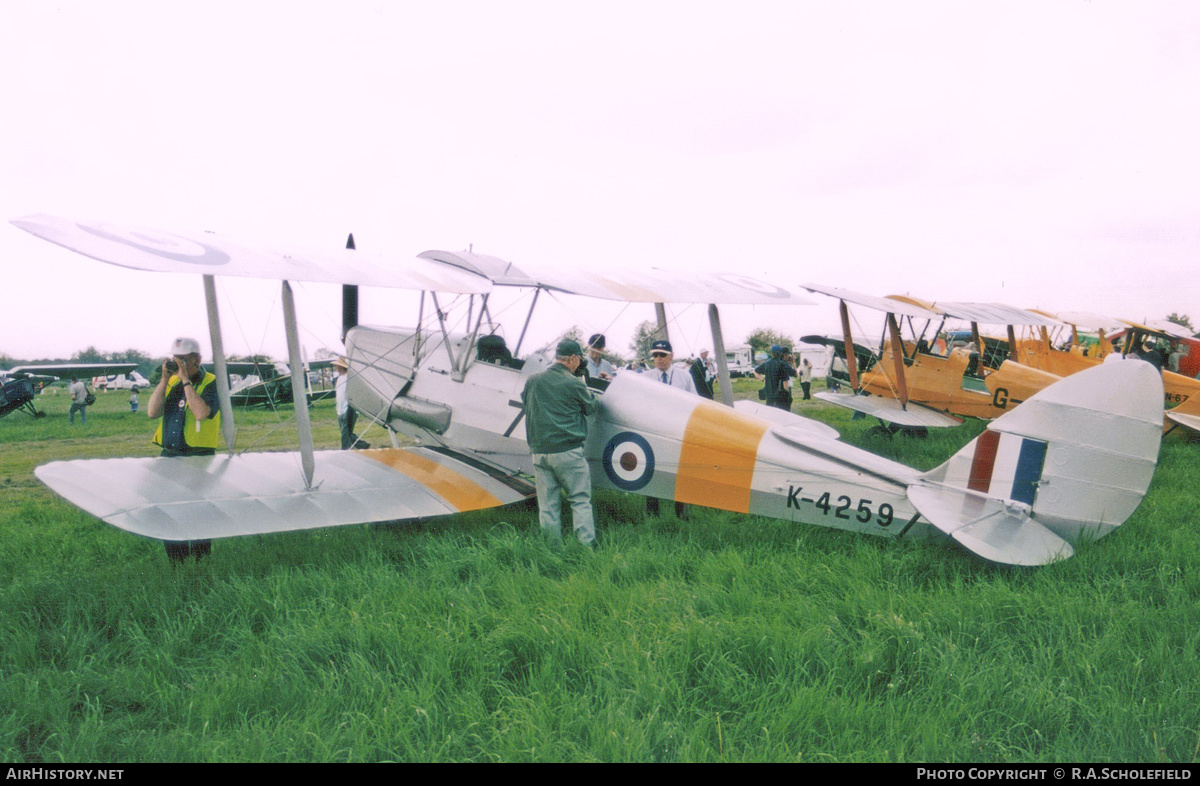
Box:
800, 285, 1064, 433
1012, 311, 1200, 435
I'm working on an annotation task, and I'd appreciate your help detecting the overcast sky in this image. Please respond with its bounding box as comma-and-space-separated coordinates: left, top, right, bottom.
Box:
3, 1, 1198, 362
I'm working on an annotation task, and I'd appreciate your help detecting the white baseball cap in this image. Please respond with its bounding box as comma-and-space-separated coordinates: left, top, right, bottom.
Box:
170, 337, 201, 356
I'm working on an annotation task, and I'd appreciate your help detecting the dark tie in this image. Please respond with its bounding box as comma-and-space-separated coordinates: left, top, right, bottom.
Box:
661, 372, 668, 384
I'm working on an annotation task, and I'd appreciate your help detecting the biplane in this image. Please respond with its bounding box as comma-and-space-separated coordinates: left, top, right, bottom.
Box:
224, 358, 335, 408
0, 361, 138, 419
1012, 310, 1200, 435
800, 285, 1066, 432
9, 213, 1165, 566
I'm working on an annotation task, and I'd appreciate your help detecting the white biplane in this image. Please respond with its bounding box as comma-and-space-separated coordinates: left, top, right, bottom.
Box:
10, 214, 1165, 566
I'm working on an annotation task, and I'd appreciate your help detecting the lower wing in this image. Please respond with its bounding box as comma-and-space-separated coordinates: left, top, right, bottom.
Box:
814, 391, 964, 428
36, 447, 534, 541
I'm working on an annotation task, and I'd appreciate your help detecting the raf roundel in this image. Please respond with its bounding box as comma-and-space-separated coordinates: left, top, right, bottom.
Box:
714, 273, 790, 299
77, 221, 231, 267
602, 432, 655, 491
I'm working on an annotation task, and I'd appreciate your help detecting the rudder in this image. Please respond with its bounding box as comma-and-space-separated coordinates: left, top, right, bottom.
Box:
909, 359, 1163, 564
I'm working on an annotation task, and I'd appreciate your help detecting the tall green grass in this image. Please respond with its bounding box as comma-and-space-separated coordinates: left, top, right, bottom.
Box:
1, 385, 1197, 762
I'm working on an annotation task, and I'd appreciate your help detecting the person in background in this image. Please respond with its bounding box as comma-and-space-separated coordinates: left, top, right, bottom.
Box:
689, 349, 714, 399
68, 377, 88, 425
645, 340, 696, 394
129, 389, 139, 413
755, 345, 795, 411
799, 357, 813, 401
333, 357, 368, 449
779, 349, 796, 410
147, 337, 221, 562
1136, 337, 1165, 371
643, 339, 696, 519
585, 333, 614, 381
1168, 343, 1184, 373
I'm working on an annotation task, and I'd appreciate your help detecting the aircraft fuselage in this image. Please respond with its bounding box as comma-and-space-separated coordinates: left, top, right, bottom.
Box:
860, 345, 1061, 419
346, 325, 936, 545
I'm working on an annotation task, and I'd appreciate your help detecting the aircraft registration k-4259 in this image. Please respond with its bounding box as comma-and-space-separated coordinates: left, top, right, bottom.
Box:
10, 213, 1166, 566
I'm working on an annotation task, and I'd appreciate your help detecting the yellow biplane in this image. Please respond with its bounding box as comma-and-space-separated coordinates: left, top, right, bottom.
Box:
801, 285, 1066, 433
1012, 311, 1200, 435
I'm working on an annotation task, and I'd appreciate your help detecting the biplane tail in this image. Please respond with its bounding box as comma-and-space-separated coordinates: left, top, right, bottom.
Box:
906, 359, 1163, 565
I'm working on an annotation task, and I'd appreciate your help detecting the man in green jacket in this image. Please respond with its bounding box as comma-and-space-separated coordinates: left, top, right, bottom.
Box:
521, 339, 599, 547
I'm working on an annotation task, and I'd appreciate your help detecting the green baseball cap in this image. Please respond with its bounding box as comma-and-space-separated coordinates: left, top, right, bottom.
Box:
557, 339, 583, 357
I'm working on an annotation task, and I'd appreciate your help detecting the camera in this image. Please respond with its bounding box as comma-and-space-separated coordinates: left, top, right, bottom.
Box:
165, 359, 179, 374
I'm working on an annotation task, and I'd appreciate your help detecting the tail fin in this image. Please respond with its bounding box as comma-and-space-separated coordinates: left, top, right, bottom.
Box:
909, 359, 1163, 565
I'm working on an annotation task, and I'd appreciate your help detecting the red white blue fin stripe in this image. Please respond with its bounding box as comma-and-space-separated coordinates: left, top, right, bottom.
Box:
967, 430, 1048, 505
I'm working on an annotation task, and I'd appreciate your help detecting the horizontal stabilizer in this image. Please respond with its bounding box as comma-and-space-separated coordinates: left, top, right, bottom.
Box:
1167, 410, 1200, 433
815, 391, 963, 428
916, 359, 1163, 558
907, 484, 1073, 566
1165, 396, 1200, 435
35, 447, 533, 542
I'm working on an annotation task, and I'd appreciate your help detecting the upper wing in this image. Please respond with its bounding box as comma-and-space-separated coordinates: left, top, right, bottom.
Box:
930, 302, 1061, 326
1121, 318, 1196, 340
35, 446, 534, 541
11, 214, 491, 294
1032, 309, 1127, 333
801, 283, 942, 319
423, 249, 816, 305
7, 362, 138, 380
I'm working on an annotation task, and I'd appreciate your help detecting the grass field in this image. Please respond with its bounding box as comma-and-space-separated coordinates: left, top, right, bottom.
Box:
1, 383, 1198, 762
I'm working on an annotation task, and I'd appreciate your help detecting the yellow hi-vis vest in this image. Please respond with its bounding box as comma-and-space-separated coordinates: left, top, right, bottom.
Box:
153, 371, 221, 450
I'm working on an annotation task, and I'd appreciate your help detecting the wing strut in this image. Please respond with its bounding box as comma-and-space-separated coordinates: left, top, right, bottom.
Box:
839, 300, 861, 390
708, 304, 734, 406
341, 233, 358, 340
886, 312, 910, 408
513, 287, 540, 356
654, 303, 671, 344
430, 291, 460, 372
282, 281, 315, 489
203, 275, 236, 452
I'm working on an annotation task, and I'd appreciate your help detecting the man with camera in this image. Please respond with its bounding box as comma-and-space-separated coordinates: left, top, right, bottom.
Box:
147, 337, 221, 561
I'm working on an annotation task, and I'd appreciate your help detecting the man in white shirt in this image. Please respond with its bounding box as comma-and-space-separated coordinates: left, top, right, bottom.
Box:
645, 340, 696, 394
643, 339, 694, 520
